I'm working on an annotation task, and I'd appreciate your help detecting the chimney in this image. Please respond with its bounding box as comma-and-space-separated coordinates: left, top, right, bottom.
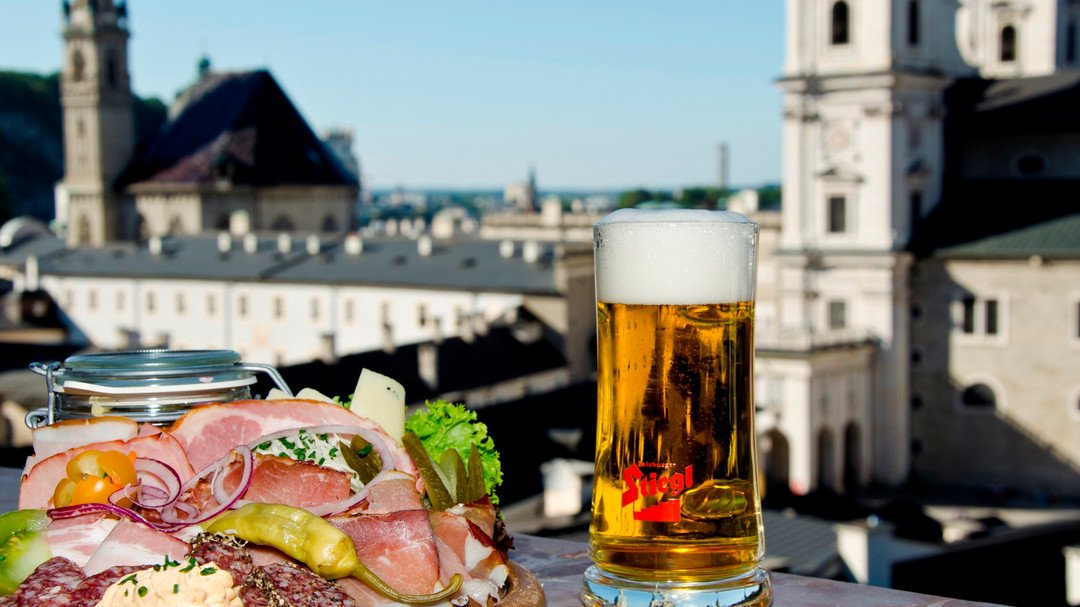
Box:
418, 342, 438, 390
417, 235, 433, 257
499, 240, 515, 258
217, 232, 232, 253
344, 233, 363, 255
523, 240, 540, 263
149, 235, 163, 256
243, 233, 258, 254
277, 233, 293, 254
306, 235, 321, 256
24, 255, 39, 292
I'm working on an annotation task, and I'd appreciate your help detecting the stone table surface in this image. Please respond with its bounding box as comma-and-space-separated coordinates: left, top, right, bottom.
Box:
511, 534, 1004, 607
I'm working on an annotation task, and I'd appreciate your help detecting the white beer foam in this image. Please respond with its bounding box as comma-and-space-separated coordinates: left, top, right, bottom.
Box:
594, 209, 758, 304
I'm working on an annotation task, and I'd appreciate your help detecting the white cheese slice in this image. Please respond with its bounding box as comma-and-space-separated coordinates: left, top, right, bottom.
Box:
351, 368, 406, 440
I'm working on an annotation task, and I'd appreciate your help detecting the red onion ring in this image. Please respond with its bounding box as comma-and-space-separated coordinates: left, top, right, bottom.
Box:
158, 445, 253, 526
48, 502, 184, 533
133, 458, 182, 507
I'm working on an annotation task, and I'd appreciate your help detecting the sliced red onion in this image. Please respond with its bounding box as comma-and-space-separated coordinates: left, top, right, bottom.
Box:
48, 502, 184, 532
158, 445, 253, 526
132, 457, 182, 507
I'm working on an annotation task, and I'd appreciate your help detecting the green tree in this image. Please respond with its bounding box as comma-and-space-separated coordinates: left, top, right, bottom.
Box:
757, 184, 782, 209
617, 189, 651, 208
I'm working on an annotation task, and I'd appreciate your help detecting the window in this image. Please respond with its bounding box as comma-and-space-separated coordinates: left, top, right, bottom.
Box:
175, 293, 185, 315
957, 294, 1006, 340
116, 291, 124, 313
273, 297, 284, 320
311, 299, 320, 321
1068, 19, 1077, 64
105, 50, 119, 88
344, 299, 354, 324
831, 1, 850, 45
1001, 25, 1017, 62
72, 50, 85, 82
418, 304, 429, 326
207, 294, 216, 316
961, 384, 996, 409
828, 195, 847, 233
985, 299, 999, 335
960, 297, 976, 334
828, 300, 847, 330
907, 0, 920, 46
238, 295, 249, 318
88, 289, 97, 311
911, 191, 923, 221
146, 292, 156, 313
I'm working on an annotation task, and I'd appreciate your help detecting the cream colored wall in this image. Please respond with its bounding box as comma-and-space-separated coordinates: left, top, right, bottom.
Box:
911, 257, 1080, 495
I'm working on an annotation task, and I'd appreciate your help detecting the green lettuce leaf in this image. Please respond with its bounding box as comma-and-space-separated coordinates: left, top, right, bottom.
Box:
405, 400, 503, 504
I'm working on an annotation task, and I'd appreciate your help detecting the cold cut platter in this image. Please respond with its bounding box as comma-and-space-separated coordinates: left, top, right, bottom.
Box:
0, 369, 544, 606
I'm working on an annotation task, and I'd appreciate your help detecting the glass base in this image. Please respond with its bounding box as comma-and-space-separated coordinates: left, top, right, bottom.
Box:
580, 564, 771, 607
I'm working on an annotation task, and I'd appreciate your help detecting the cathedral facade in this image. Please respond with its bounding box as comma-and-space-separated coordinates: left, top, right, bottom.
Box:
758, 0, 1080, 496
55, 0, 359, 247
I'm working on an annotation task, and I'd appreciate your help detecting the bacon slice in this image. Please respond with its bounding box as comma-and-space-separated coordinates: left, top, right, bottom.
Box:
166, 399, 405, 472
83, 519, 189, 575
19, 433, 195, 510
429, 510, 509, 600
328, 509, 442, 604
45, 514, 119, 568
30, 417, 139, 462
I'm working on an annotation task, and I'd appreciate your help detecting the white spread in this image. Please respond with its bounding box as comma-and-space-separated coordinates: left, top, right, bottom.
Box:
93, 560, 242, 607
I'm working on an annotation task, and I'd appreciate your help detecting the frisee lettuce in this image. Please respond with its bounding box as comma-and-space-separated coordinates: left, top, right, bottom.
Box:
405, 400, 503, 505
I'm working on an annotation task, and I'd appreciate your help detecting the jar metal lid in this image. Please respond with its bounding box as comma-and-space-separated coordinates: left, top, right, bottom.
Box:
28, 349, 292, 427
53, 350, 256, 395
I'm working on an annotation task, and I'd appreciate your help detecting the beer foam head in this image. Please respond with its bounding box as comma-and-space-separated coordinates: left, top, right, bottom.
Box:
594, 209, 758, 304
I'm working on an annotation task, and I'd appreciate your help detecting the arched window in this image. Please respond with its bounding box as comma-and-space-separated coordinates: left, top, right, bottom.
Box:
1000, 25, 1017, 62
105, 50, 119, 89
831, 1, 851, 45
77, 214, 91, 245
321, 215, 338, 233
167, 216, 184, 235
961, 383, 996, 409
271, 215, 295, 231
907, 0, 920, 46
72, 50, 86, 82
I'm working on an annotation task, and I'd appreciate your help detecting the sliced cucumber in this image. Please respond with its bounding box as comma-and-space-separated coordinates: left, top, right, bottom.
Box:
0, 509, 51, 595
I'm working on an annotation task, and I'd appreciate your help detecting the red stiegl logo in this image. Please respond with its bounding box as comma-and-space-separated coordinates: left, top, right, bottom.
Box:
620, 463, 694, 522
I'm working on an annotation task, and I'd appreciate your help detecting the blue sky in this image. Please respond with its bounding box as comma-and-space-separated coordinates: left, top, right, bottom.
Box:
1, 1, 785, 191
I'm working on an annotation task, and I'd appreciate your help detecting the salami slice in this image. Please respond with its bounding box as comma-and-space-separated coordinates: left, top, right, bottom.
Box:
189, 533, 255, 585
68, 565, 144, 607
10, 557, 85, 607
256, 563, 356, 607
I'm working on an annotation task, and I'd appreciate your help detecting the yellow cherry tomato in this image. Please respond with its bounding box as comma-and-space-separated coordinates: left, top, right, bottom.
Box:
69, 476, 120, 506
65, 449, 105, 479
51, 477, 76, 508
97, 450, 137, 487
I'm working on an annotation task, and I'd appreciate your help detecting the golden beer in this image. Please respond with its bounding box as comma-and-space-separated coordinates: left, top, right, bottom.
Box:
584, 209, 770, 607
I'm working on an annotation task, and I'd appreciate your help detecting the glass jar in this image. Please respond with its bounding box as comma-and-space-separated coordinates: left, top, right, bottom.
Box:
27, 349, 292, 428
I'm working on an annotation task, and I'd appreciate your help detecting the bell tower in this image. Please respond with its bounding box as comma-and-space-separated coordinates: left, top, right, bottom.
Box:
58, 0, 135, 246
771, 0, 972, 488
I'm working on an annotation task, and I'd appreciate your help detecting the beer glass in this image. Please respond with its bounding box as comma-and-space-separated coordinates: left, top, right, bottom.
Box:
582, 209, 771, 607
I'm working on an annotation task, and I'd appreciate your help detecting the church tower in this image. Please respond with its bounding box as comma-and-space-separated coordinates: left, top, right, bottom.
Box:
58, 0, 135, 246
770, 0, 973, 489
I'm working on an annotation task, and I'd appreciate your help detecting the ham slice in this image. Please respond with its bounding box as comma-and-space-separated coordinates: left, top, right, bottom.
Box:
354, 471, 423, 514
19, 433, 195, 510
45, 514, 119, 568
82, 519, 189, 575
328, 509, 442, 604
429, 510, 509, 598
235, 454, 351, 507
166, 399, 409, 473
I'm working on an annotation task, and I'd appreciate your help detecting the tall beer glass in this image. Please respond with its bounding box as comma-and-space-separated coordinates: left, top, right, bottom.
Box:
582, 209, 771, 607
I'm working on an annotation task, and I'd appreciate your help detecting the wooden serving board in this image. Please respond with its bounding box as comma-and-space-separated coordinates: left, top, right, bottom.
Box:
500, 561, 546, 607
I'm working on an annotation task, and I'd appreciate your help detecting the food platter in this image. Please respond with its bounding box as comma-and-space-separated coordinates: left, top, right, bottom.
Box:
3, 359, 534, 606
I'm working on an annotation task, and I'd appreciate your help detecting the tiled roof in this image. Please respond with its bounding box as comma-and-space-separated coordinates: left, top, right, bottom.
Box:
4, 234, 562, 295
121, 70, 357, 189
910, 181, 1080, 259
